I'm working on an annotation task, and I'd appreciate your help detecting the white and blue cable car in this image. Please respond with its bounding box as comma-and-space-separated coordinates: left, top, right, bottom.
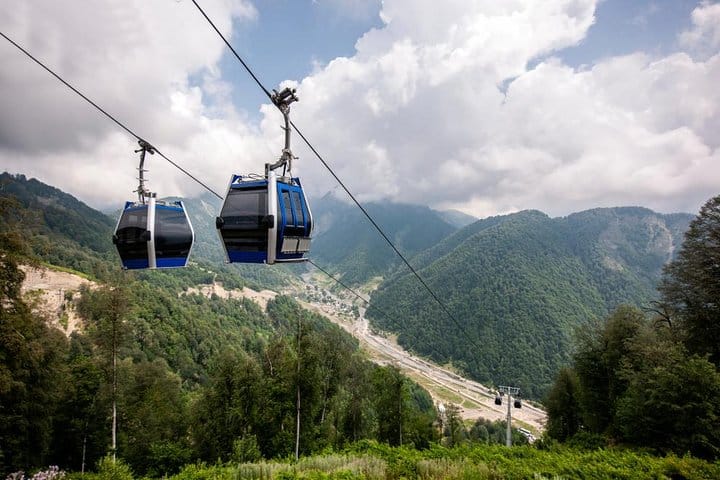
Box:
216, 88, 313, 264
113, 141, 194, 269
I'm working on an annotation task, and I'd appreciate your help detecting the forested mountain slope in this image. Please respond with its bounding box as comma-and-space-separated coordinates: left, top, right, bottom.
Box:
438, 209, 477, 228
0, 173, 440, 475
368, 208, 692, 398
310, 194, 458, 285
562, 207, 690, 307
0, 172, 116, 276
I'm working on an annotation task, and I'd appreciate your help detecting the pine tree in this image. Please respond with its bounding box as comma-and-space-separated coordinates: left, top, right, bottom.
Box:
659, 194, 720, 364
545, 367, 582, 441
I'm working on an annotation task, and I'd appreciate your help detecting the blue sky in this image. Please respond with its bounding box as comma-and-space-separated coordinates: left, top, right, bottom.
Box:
220, 0, 383, 117
1, 0, 718, 217
560, 0, 700, 64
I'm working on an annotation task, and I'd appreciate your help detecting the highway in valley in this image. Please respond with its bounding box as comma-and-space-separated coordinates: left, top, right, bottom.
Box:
298, 289, 547, 434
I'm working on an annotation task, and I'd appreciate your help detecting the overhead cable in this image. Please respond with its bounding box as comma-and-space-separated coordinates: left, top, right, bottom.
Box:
189, 3, 477, 346
0, 30, 223, 200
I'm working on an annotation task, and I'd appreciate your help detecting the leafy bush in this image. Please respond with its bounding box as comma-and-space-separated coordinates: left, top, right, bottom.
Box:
94, 457, 132, 480
565, 432, 607, 450
231, 436, 262, 463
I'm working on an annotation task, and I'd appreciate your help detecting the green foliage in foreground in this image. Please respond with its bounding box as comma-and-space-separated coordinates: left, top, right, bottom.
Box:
545, 195, 720, 460
68, 442, 720, 480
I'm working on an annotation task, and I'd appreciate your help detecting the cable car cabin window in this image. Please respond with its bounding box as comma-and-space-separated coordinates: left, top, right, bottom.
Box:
222, 188, 268, 220
281, 190, 305, 237
220, 188, 269, 252
154, 207, 193, 258
115, 207, 149, 260
282, 191, 294, 225
291, 191, 306, 232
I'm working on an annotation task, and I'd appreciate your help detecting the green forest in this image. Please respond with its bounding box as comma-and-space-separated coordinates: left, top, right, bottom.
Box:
2, 173, 720, 479
544, 195, 720, 458
0, 183, 443, 476
368, 207, 692, 398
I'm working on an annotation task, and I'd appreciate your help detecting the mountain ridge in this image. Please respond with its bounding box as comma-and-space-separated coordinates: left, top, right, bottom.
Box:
2, 171, 695, 399
367, 205, 693, 397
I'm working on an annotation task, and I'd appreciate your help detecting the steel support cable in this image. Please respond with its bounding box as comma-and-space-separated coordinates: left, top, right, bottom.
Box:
0, 30, 223, 200
189, 2, 476, 345
190, 0, 274, 102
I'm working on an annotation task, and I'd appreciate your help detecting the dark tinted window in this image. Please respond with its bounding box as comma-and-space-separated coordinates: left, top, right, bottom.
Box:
282, 191, 294, 226
115, 207, 149, 261
219, 187, 269, 252
117, 208, 147, 231
291, 191, 305, 228
155, 207, 193, 258
222, 188, 267, 217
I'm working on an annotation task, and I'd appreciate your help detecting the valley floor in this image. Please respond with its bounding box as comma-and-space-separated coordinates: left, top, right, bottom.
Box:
298, 299, 547, 433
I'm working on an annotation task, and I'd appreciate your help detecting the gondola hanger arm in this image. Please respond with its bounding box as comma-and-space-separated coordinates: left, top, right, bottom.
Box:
135, 139, 157, 203
266, 88, 299, 178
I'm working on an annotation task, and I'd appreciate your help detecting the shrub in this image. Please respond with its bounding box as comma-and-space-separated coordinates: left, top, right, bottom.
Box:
95, 457, 133, 480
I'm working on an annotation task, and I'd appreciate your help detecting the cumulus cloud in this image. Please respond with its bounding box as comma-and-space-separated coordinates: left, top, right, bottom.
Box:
679, 1, 720, 58
291, 0, 719, 217
0, 0, 269, 208
1, 0, 718, 219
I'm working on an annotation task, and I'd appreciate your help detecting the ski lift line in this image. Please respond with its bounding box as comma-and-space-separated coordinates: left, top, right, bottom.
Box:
192, 6, 475, 347
189, 0, 274, 103
292, 125, 479, 350
306, 258, 398, 326
6, 20, 476, 351
0, 30, 224, 201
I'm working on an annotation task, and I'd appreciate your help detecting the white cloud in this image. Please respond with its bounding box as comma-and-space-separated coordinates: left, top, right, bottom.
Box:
0, 0, 262, 208
290, 0, 719, 217
679, 1, 720, 58
1, 0, 718, 220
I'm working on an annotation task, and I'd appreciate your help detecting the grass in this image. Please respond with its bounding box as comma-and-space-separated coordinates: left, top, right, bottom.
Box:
417, 381, 464, 405
168, 455, 385, 480
122, 442, 720, 480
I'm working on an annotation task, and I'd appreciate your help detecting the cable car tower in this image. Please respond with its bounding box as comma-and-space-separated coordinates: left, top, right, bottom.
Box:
495, 385, 522, 447
216, 87, 313, 264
